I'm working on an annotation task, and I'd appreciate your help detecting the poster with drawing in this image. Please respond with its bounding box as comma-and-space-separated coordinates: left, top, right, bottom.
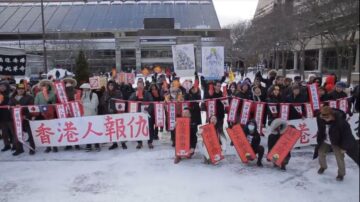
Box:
202, 46, 224, 80
172, 44, 196, 77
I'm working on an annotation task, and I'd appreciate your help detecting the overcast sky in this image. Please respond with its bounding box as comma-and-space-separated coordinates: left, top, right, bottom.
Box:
212, 0, 259, 27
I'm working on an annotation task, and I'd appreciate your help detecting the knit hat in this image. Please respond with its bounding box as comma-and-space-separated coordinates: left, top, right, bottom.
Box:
335, 81, 346, 89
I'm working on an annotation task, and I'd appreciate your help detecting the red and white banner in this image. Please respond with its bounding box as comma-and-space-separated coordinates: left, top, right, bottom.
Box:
206, 100, 216, 118
128, 102, 139, 113
181, 102, 190, 115
338, 98, 348, 113
268, 104, 278, 118
308, 84, 320, 111
228, 98, 240, 123
30, 113, 149, 147
175, 118, 191, 157
69, 102, 83, 117
140, 104, 150, 113
118, 73, 136, 84
115, 101, 126, 113
55, 104, 67, 119
167, 102, 177, 130
54, 81, 69, 104
280, 104, 290, 121
305, 103, 314, 118
155, 103, 165, 127
12, 107, 24, 143
240, 100, 252, 125
329, 100, 337, 109
293, 104, 303, 116
254, 102, 265, 134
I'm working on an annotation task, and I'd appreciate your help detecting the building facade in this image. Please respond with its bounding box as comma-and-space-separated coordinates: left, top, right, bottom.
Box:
0, 0, 230, 75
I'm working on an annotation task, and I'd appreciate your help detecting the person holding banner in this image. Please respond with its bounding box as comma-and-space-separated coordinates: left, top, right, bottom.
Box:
63, 77, 81, 151
9, 84, 35, 155
286, 85, 306, 120
174, 107, 198, 164
101, 80, 125, 150
80, 83, 100, 152
267, 118, 290, 170
244, 120, 265, 167
328, 82, 347, 100
315, 106, 359, 181
34, 79, 57, 153
129, 79, 155, 149
266, 85, 283, 125
149, 83, 164, 140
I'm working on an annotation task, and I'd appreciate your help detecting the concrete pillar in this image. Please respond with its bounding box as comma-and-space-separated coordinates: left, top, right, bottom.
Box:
293, 51, 298, 70
355, 43, 359, 72
318, 48, 323, 72
136, 48, 141, 72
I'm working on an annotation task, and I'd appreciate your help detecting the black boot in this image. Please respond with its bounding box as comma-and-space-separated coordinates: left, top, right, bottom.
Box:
1, 145, 11, 152
109, 143, 118, 150
136, 142, 143, 149
44, 147, 51, 153
12, 149, 24, 156
29, 150, 36, 155
121, 142, 127, 150
64, 146, 72, 151
75, 145, 81, 150
52, 147, 58, 153
257, 161, 263, 167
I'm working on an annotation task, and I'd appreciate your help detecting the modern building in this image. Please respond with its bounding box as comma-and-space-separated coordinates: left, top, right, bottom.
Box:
254, 0, 359, 83
0, 0, 230, 75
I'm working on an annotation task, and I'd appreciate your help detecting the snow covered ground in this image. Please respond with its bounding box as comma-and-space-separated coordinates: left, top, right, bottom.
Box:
0, 136, 358, 202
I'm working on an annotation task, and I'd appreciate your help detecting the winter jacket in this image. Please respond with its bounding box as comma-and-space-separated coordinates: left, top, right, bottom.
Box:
81, 91, 99, 116
9, 94, 34, 119
286, 93, 307, 120
243, 120, 261, 150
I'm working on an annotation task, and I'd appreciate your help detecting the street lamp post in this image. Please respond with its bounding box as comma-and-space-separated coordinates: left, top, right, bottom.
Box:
41, 0, 48, 73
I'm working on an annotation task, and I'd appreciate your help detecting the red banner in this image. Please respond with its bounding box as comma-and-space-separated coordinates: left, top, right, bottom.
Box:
293, 104, 303, 116
280, 103, 290, 121
228, 98, 240, 123
226, 125, 256, 163
54, 81, 69, 104
268, 103, 278, 118
254, 102, 265, 134
305, 103, 314, 118
175, 118, 191, 157
266, 126, 302, 167
55, 104, 67, 119
167, 102, 176, 131
206, 100, 216, 118
128, 102, 139, 113
200, 124, 224, 165
329, 100, 337, 109
155, 103, 165, 127
308, 84, 320, 111
240, 100, 252, 125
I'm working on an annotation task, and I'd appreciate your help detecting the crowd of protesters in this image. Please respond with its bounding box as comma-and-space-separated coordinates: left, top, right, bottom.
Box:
0, 69, 359, 180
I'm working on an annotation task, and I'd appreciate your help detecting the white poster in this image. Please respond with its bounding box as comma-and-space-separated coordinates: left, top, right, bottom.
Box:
202, 46, 224, 80
30, 113, 149, 147
172, 44, 196, 77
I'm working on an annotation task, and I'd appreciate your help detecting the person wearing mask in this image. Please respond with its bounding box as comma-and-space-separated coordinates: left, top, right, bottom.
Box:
80, 83, 100, 152
243, 120, 264, 167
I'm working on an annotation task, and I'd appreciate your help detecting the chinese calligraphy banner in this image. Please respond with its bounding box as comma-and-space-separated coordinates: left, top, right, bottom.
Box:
286, 113, 359, 148
0, 54, 26, 75
30, 113, 149, 147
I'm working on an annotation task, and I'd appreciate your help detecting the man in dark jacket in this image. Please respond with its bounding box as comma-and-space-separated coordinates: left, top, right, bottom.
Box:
9, 84, 35, 155
129, 79, 155, 149
0, 80, 14, 152
316, 106, 359, 181
286, 85, 306, 120
244, 120, 264, 167
328, 82, 348, 100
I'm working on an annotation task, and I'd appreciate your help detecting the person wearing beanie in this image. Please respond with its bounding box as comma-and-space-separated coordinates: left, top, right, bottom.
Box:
315, 106, 359, 181
328, 82, 349, 106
